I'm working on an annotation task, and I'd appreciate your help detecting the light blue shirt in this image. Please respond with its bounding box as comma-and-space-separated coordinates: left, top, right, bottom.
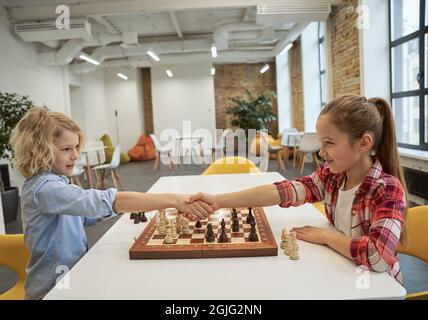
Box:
21, 171, 117, 300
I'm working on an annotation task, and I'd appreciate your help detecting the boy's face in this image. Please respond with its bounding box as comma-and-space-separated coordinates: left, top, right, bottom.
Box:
52, 130, 80, 176
316, 115, 363, 174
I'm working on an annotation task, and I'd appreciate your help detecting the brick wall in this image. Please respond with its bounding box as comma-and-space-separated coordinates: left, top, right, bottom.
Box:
214, 62, 278, 137
290, 39, 305, 131
141, 68, 154, 134
328, 0, 361, 98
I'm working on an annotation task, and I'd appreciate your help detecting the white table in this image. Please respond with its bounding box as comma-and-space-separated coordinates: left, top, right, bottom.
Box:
44, 172, 406, 300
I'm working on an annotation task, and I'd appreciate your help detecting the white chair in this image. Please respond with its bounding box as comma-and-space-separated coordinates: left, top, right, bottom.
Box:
69, 161, 85, 187
150, 134, 173, 170
281, 128, 300, 168
296, 133, 321, 174
92, 144, 124, 190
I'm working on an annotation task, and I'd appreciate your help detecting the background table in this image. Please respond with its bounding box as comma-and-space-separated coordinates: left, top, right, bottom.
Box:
44, 173, 406, 299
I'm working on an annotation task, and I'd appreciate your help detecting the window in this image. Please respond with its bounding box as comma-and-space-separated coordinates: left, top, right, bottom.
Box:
390, 0, 428, 150
318, 22, 327, 107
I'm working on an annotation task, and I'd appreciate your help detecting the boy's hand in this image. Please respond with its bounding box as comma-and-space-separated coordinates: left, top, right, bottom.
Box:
186, 192, 220, 211
175, 195, 213, 220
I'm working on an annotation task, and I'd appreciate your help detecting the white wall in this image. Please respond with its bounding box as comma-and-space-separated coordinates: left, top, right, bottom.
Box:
0, 5, 71, 190
151, 63, 216, 140
276, 51, 292, 134
104, 67, 144, 152
359, 0, 390, 100
301, 22, 322, 132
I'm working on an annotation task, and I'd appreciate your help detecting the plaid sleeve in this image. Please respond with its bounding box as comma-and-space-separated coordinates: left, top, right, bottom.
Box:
350, 180, 406, 276
274, 164, 330, 208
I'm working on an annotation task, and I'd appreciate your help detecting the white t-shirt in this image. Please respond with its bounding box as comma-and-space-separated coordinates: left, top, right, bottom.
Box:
335, 181, 361, 236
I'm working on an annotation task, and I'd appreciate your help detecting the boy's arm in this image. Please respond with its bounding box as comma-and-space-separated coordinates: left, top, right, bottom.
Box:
113, 192, 212, 219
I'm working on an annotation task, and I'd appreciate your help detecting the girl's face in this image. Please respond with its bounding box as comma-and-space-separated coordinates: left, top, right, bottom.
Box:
52, 130, 80, 176
316, 115, 366, 174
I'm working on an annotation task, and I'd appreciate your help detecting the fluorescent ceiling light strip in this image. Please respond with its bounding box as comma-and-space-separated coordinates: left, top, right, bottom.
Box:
211, 45, 217, 58
211, 67, 215, 76
279, 43, 293, 56
79, 54, 100, 65
260, 64, 270, 74
147, 50, 160, 62
166, 69, 173, 77
117, 73, 128, 80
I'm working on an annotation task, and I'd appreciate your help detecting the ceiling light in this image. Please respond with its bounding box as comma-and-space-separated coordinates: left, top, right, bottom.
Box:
211, 44, 217, 58
79, 54, 100, 65
279, 43, 293, 56
259, 63, 270, 74
147, 50, 160, 62
117, 73, 128, 80
166, 69, 173, 78
211, 67, 215, 76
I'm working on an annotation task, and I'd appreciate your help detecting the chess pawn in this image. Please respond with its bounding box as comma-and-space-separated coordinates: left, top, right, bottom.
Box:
175, 219, 182, 234
181, 218, 190, 234
164, 229, 174, 244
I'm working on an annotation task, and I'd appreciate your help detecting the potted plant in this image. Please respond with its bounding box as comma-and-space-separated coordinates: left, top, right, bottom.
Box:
225, 90, 278, 155
0, 91, 34, 223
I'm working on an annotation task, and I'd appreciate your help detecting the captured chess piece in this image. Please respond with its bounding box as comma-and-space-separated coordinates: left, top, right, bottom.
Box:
195, 220, 202, 228
248, 220, 258, 242
130, 212, 137, 220
289, 231, 299, 260
280, 228, 288, 249
140, 212, 148, 222
246, 207, 255, 224
133, 213, 141, 224
205, 223, 215, 243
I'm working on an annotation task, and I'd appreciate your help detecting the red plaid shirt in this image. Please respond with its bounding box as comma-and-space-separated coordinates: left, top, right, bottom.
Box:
274, 158, 406, 284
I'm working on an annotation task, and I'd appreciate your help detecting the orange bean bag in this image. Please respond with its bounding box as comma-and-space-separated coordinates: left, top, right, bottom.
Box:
128, 134, 157, 161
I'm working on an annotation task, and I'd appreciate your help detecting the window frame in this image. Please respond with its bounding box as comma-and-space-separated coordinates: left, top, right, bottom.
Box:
389, 0, 428, 150
318, 22, 327, 108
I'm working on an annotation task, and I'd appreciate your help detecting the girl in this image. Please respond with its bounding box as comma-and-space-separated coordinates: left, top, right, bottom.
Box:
10, 107, 213, 300
188, 95, 407, 284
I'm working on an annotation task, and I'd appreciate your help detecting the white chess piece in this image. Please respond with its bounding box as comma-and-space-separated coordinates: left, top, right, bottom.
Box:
181, 217, 190, 234
171, 221, 178, 238
164, 228, 174, 244
158, 221, 167, 235
289, 231, 299, 260
280, 228, 288, 249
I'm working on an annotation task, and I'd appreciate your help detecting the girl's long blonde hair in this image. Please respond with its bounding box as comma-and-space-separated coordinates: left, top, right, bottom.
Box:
10, 107, 84, 178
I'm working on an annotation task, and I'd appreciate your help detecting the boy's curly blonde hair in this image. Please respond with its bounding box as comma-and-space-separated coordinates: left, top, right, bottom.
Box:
9, 107, 84, 178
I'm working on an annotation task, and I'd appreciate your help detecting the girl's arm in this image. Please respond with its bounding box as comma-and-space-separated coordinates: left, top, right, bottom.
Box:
113, 192, 212, 219
187, 184, 281, 210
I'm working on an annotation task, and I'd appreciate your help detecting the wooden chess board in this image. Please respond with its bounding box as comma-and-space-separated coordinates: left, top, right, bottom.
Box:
129, 207, 278, 259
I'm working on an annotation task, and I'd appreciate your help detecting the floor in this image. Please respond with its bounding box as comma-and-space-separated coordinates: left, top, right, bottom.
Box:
1, 157, 428, 297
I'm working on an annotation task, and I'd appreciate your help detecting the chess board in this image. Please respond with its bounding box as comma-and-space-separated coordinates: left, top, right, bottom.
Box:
129, 207, 278, 259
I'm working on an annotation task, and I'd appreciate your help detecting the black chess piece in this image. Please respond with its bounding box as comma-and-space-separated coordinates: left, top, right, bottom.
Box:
133, 214, 141, 224
206, 223, 215, 242
220, 218, 226, 229
248, 220, 258, 242
130, 212, 137, 220
246, 208, 255, 224
232, 218, 240, 232
218, 227, 228, 243
140, 212, 148, 222
195, 220, 202, 228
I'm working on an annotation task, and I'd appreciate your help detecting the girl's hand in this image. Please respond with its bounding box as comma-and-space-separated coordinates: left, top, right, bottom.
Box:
174, 195, 213, 220
291, 226, 330, 245
186, 192, 220, 211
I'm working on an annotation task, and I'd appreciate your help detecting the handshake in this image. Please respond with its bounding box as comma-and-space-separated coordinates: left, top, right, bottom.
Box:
175, 192, 220, 221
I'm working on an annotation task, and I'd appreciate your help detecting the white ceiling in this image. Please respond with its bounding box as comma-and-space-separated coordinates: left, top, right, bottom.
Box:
2, 0, 342, 73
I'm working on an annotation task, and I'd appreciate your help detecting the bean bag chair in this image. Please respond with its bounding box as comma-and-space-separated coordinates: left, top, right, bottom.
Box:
128, 134, 156, 161
100, 134, 130, 164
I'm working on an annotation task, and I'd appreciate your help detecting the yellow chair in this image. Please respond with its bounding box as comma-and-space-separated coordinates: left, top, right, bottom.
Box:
312, 202, 326, 216
202, 156, 261, 175
0, 234, 30, 300
397, 205, 428, 300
